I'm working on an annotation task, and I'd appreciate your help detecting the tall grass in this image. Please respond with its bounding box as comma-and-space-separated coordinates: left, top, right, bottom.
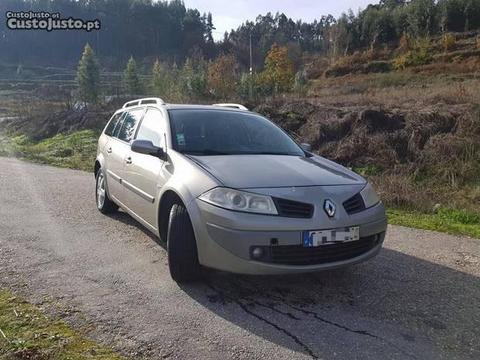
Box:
7, 130, 98, 171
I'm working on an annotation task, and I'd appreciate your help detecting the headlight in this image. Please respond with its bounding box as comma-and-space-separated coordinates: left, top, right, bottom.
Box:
199, 187, 278, 215
360, 183, 380, 208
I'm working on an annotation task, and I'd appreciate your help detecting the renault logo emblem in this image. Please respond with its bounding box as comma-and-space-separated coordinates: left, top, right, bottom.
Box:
324, 199, 336, 218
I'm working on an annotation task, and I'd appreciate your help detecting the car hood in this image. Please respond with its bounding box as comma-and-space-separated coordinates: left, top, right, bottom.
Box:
188, 154, 365, 188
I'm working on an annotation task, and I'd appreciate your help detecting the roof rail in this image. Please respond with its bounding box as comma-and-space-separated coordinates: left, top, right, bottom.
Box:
213, 103, 248, 111
122, 97, 165, 109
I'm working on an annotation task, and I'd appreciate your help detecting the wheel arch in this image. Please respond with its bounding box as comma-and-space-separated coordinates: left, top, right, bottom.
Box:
158, 190, 184, 242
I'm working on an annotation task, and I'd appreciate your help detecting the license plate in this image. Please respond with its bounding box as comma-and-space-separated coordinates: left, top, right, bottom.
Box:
302, 227, 360, 247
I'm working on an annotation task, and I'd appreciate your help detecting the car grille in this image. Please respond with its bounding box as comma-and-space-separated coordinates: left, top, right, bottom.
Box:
273, 198, 314, 218
343, 193, 366, 215
251, 235, 381, 266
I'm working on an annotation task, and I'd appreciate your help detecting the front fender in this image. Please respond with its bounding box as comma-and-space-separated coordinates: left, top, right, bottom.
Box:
154, 150, 220, 231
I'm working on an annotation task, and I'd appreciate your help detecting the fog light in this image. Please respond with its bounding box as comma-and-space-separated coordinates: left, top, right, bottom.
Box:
252, 247, 264, 259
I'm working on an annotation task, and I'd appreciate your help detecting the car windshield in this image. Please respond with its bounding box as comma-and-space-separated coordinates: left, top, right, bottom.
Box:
168, 109, 305, 156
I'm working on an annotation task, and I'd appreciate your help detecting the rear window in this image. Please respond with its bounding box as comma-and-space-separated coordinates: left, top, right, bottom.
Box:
104, 112, 123, 136
117, 108, 144, 143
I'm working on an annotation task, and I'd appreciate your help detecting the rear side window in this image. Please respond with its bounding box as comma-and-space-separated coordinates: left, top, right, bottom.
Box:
104, 112, 123, 136
117, 108, 144, 143
135, 108, 166, 148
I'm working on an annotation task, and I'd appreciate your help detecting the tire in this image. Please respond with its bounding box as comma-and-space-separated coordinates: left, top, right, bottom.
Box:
96, 168, 118, 214
167, 203, 201, 283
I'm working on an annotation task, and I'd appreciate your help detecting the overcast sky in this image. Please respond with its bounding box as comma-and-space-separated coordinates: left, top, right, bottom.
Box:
183, 0, 379, 40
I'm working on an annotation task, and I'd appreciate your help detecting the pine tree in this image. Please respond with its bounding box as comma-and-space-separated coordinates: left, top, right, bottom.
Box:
206, 12, 215, 43
76, 43, 100, 104
124, 56, 143, 94
179, 57, 207, 100
151, 59, 164, 95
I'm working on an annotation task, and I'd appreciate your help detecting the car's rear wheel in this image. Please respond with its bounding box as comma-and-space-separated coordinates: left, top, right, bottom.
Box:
167, 203, 201, 283
96, 168, 118, 214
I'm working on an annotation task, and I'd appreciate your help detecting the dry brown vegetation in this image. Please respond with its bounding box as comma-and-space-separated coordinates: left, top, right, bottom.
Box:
257, 61, 480, 214
257, 32, 480, 215
310, 74, 480, 108
258, 98, 479, 213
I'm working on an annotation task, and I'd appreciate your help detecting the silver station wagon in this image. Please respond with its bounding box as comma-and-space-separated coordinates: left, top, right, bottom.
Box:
95, 98, 387, 282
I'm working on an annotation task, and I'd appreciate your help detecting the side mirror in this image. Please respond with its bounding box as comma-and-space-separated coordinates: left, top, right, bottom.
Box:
300, 143, 312, 152
131, 140, 165, 159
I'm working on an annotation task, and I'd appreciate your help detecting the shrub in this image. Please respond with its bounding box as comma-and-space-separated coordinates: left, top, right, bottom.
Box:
397, 34, 412, 53
334, 52, 363, 68
237, 72, 269, 100
364, 61, 392, 73
324, 48, 394, 77
259, 44, 295, 95
393, 38, 433, 70
442, 33, 456, 52
293, 69, 308, 96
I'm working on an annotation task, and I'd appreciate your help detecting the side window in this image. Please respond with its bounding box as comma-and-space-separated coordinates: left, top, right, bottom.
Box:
135, 108, 166, 148
104, 112, 123, 136
117, 108, 144, 143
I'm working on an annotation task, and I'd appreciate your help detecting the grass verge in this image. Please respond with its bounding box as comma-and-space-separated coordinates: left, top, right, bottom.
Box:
0, 289, 123, 359
0, 130, 98, 172
387, 208, 480, 239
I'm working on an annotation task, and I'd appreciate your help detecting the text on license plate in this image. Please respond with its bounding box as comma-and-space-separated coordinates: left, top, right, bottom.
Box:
302, 227, 360, 247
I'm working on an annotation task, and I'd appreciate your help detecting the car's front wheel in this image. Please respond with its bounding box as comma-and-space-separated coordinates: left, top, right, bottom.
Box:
167, 203, 201, 283
96, 168, 118, 214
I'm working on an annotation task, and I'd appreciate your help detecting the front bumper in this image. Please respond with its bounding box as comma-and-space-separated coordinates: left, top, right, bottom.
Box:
187, 198, 388, 275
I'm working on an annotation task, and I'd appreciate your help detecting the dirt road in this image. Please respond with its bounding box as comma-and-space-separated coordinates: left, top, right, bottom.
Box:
0, 157, 479, 359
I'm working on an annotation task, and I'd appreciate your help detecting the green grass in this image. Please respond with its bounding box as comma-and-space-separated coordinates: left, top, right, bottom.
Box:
2, 130, 98, 172
0, 289, 123, 360
388, 208, 480, 239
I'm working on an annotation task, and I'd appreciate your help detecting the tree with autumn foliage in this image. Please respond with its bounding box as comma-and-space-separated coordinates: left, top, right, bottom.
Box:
207, 54, 238, 99
260, 44, 294, 95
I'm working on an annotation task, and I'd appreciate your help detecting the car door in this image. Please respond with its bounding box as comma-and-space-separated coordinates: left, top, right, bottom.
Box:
122, 107, 168, 228
103, 111, 125, 199
108, 107, 145, 206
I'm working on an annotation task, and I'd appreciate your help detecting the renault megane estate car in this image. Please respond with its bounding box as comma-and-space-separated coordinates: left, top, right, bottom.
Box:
95, 98, 387, 282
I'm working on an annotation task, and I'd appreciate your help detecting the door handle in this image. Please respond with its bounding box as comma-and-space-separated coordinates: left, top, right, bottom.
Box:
106, 147, 112, 154
125, 157, 132, 164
